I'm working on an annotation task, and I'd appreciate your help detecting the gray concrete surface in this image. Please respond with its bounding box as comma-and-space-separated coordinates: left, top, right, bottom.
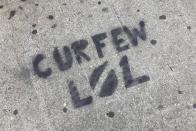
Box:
0, 0, 196, 131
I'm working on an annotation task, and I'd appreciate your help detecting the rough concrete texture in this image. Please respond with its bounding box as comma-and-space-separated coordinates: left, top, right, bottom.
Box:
0, 0, 196, 131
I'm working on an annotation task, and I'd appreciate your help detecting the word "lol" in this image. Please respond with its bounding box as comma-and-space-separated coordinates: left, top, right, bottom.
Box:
68, 55, 150, 108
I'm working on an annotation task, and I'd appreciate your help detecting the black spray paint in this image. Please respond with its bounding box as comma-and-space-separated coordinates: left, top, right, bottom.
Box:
71, 40, 91, 64
92, 33, 107, 58
33, 21, 147, 78
32, 21, 150, 109
119, 55, 150, 88
68, 81, 93, 108
123, 21, 146, 46
99, 69, 118, 97
111, 27, 130, 52
90, 61, 108, 89
53, 46, 73, 71
33, 54, 52, 78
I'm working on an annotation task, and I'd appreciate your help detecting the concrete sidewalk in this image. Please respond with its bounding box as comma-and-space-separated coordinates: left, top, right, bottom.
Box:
0, 0, 195, 131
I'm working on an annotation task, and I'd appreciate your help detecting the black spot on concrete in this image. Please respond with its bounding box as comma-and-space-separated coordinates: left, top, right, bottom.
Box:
13, 109, 18, 115
106, 111, 114, 118
32, 24, 36, 27
63, 107, 67, 113
35, 3, 39, 6
8, 10, 16, 20
150, 39, 157, 45
18, 6, 23, 10
98, 1, 101, 5
62, 3, 67, 6
51, 24, 57, 28
158, 105, 164, 110
21, 0, 26, 2
178, 90, 183, 94
32, 30, 37, 34
48, 15, 54, 20
193, 103, 196, 108
102, 7, 109, 12
159, 15, 166, 20
137, 9, 140, 12
80, 0, 84, 3
0, 5, 4, 9
187, 26, 191, 30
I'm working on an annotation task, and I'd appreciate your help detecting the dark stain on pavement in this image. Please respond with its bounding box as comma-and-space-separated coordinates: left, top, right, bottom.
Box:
159, 15, 166, 20
51, 24, 57, 28
150, 39, 157, 45
0, 5, 4, 9
98, 1, 101, 5
178, 90, 183, 94
63, 107, 67, 113
158, 105, 164, 110
102, 7, 109, 13
48, 15, 54, 20
8, 10, 16, 20
32, 30, 37, 34
13, 109, 18, 115
18, 6, 23, 10
80, 0, 84, 3
32, 24, 36, 27
187, 26, 191, 30
107, 111, 115, 118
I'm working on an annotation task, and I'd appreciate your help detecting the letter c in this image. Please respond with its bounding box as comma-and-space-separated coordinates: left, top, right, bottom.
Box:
33, 54, 52, 78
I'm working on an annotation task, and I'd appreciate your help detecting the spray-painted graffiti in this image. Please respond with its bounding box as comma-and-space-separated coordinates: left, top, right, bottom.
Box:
32, 21, 150, 108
